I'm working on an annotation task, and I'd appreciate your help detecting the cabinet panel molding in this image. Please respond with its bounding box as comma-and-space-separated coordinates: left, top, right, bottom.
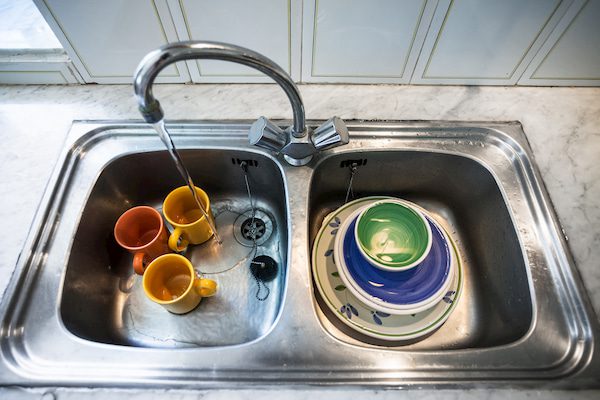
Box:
519, 0, 600, 86
0, 62, 79, 84
12, 0, 597, 86
412, 0, 572, 85
34, 0, 190, 83
169, 0, 301, 83
302, 0, 437, 83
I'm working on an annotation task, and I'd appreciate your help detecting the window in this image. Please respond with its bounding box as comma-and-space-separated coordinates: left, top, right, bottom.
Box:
0, 0, 79, 84
0, 0, 61, 49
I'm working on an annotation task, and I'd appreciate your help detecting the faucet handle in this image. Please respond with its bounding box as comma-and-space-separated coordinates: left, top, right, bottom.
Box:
249, 116, 288, 152
311, 117, 349, 150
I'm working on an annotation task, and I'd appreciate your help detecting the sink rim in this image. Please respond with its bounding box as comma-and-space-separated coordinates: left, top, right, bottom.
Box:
0, 120, 597, 388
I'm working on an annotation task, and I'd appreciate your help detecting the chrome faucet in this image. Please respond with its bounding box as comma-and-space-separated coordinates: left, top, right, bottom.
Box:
133, 41, 348, 166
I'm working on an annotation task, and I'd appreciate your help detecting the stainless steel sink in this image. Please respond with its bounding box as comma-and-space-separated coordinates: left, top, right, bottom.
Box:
61, 149, 288, 348
1, 120, 598, 388
308, 151, 531, 349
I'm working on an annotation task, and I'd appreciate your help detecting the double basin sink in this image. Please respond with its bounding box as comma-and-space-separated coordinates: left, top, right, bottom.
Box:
0, 120, 598, 388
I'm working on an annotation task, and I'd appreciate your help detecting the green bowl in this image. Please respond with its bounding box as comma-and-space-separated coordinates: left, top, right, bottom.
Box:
354, 200, 432, 271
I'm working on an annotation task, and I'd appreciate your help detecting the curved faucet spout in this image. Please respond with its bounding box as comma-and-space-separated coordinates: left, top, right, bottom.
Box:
133, 41, 306, 137
134, 40, 349, 166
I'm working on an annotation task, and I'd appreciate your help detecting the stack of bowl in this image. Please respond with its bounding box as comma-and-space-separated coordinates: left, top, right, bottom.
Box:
311, 197, 463, 342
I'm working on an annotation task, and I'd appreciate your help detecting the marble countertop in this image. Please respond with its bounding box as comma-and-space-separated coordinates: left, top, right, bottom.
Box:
0, 84, 598, 399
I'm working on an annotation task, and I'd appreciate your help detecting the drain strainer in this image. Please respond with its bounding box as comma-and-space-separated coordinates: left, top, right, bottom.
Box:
241, 217, 266, 241
233, 209, 274, 247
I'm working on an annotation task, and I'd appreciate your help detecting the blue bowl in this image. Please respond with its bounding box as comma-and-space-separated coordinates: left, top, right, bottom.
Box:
343, 214, 451, 305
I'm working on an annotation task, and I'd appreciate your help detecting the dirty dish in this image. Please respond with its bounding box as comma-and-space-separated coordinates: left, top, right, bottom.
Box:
114, 205, 170, 275
143, 253, 217, 314
355, 199, 432, 271
162, 186, 215, 252
312, 197, 462, 341
335, 206, 454, 315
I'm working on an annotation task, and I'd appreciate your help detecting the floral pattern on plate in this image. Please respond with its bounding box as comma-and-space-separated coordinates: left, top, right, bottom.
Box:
312, 197, 463, 341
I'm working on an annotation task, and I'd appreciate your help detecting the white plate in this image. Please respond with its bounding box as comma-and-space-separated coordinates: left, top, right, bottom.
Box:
312, 197, 463, 341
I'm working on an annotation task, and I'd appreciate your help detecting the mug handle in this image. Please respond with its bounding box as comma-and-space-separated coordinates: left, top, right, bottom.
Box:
194, 278, 217, 297
133, 252, 146, 275
168, 227, 189, 252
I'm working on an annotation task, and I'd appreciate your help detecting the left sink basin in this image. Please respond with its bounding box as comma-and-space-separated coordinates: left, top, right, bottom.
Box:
61, 147, 288, 348
3, 122, 289, 352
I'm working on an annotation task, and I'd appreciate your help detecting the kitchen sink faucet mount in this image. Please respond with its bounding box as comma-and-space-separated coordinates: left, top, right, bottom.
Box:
134, 41, 349, 166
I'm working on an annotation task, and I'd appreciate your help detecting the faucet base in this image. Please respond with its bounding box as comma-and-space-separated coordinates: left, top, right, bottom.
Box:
284, 154, 313, 166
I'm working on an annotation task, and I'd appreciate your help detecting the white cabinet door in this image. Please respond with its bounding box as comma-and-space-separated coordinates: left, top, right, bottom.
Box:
169, 0, 301, 83
302, 0, 436, 83
519, 0, 600, 86
412, 0, 569, 85
36, 0, 189, 83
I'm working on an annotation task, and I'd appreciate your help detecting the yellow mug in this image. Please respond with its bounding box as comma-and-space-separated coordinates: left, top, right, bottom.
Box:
162, 186, 215, 252
142, 254, 217, 314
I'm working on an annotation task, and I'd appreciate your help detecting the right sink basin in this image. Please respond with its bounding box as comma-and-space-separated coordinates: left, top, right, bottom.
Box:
308, 150, 532, 349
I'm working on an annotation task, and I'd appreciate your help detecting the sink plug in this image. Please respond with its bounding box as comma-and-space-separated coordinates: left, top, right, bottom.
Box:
250, 255, 278, 301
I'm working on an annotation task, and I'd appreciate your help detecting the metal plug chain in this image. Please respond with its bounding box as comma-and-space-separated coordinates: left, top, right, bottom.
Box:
250, 260, 270, 301
240, 162, 270, 301
240, 161, 256, 224
344, 162, 358, 204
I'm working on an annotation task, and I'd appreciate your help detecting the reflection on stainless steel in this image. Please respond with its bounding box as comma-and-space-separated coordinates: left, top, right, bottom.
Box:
311, 116, 349, 150
0, 121, 598, 388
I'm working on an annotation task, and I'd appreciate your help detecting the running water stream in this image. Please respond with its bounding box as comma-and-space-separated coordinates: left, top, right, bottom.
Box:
152, 120, 222, 244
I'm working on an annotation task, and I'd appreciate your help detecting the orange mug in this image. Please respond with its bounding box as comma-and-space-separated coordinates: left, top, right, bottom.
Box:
114, 206, 170, 275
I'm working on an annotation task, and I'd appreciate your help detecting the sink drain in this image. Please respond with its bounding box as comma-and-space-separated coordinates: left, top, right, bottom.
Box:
241, 217, 266, 241
233, 209, 274, 247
